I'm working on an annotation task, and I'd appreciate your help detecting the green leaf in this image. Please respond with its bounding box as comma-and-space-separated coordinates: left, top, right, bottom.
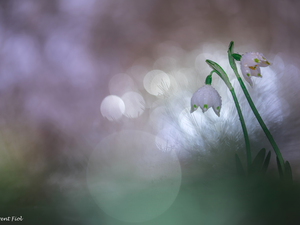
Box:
227, 41, 242, 80
276, 156, 284, 180
235, 154, 245, 177
284, 161, 293, 184
205, 59, 233, 90
232, 53, 242, 61
262, 151, 271, 174
249, 148, 266, 175
228, 41, 237, 70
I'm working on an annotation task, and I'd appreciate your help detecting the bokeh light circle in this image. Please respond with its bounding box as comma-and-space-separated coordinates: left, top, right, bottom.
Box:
143, 70, 170, 96
109, 73, 135, 96
100, 95, 125, 121
155, 126, 183, 152
86, 130, 182, 223
153, 56, 177, 72
121, 91, 145, 118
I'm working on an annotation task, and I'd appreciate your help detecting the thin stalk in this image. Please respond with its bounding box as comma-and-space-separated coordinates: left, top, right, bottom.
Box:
227, 41, 285, 173
230, 88, 251, 171
207, 66, 252, 172
237, 76, 285, 173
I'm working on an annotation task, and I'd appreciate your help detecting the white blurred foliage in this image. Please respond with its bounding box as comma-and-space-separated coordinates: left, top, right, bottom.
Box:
121, 91, 145, 118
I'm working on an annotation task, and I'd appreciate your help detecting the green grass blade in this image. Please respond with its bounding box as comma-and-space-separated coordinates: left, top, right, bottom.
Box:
262, 151, 271, 174
285, 161, 293, 184
250, 148, 266, 175
235, 153, 245, 177
277, 156, 284, 180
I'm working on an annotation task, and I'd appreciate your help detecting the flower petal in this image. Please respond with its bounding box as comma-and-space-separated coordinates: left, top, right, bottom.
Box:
212, 97, 222, 117
241, 65, 253, 87
257, 53, 271, 67
250, 66, 262, 78
190, 85, 222, 116
240, 52, 258, 67
212, 105, 221, 117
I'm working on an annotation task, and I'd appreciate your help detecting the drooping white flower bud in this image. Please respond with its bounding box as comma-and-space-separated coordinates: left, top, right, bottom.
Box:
190, 85, 222, 117
240, 52, 271, 86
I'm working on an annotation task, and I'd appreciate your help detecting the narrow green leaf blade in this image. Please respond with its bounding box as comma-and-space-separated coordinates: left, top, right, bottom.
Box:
262, 151, 271, 174
250, 148, 266, 175
284, 161, 293, 184
205, 59, 232, 90
228, 41, 238, 71
235, 153, 245, 177
276, 156, 284, 180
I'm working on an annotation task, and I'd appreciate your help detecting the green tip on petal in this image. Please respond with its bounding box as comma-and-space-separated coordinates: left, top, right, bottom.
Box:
194, 104, 197, 108
203, 104, 207, 109
254, 58, 259, 63
247, 73, 250, 77
266, 61, 270, 65
257, 73, 262, 77
217, 106, 220, 110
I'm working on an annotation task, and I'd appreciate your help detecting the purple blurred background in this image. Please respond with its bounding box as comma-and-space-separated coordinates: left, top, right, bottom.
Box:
1, 0, 300, 224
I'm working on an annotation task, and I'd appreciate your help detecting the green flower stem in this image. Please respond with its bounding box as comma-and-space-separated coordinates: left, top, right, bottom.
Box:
237, 76, 285, 173
207, 65, 251, 172
228, 41, 285, 174
230, 88, 251, 171
205, 71, 214, 85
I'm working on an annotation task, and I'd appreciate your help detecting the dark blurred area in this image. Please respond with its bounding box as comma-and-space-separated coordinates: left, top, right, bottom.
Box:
1, 0, 300, 224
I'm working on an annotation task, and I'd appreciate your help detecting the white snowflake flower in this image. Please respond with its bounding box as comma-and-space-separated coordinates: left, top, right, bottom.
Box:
190, 85, 222, 117
240, 52, 271, 87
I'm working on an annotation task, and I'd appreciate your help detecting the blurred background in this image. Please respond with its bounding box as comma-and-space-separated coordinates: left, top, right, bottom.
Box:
1, 0, 300, 224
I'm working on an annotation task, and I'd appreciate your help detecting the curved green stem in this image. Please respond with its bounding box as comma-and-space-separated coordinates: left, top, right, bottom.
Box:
237, 77, 285, 173
228, 41, 285, 174
230, 89, 251, 171
206, 65, 252, 173
205, 71, 214, 85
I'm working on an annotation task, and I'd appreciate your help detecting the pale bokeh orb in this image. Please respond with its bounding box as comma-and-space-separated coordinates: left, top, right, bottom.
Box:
170, 70, 189, 89
86, 130, 182, 223
149, 106, 169, 132
155, 126, 183, 152
121, 91, 145, 118
126, 65, 148, 89
143, 70, 170, 96
153, 56, 177, 72
100, 95, 125, 121
109, 73, 136, 97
